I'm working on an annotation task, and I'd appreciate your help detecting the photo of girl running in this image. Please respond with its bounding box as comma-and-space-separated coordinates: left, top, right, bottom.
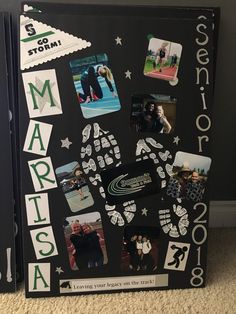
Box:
153, 41, 169, 72
143, 37, 182, 81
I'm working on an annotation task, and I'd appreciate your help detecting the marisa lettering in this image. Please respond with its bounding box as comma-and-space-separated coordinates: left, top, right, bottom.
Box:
23, 69, 62, 292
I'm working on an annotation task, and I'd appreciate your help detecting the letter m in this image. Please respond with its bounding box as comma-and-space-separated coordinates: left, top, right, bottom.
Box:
29, 80, 56, 110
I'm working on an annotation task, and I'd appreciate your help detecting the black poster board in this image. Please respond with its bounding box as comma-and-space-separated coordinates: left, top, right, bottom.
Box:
0, 12, 16, 292
19, 4, 217, 297
5, 11, 24, 285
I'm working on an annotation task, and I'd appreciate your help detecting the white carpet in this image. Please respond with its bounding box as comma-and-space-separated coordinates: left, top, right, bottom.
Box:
0, 228, 235, 314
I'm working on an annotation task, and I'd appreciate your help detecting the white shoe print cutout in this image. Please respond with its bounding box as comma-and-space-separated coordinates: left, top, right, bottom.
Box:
159, 203, 189, 238
81, 123, 137, 226
135, 137, 174, 190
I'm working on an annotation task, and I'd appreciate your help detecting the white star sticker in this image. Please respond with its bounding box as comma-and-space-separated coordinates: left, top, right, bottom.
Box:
141, 208, 148, 216
61, 137, 72, 149
125, 70, 132, 79
55, 267, 64, 274
173, 136, 180, 145
115, 36, 122, 45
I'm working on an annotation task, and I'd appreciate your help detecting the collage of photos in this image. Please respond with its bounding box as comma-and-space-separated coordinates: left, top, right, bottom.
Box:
63, 212, 108, 271
130, 94, 177, 134
70, 53, 121, 118
143, 37, 182, 81
55, 161, 94, 212
121, 226, 160, 273
166, 152, 212, 202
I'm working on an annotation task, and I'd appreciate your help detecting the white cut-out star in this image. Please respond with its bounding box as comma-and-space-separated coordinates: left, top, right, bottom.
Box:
55, 267, 64, 274
173, 136, 180, 145
125, 70, 132, 79
61, 137, 72, 149
115, 36, 122, 45
141, 208, 148, 216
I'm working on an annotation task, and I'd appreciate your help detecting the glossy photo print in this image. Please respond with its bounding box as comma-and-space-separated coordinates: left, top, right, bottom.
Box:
70, 53, 121, 118
166, 151, 212, 202
63, 212, 108, 272
121, 226, 160, 273
144, 38, 182, 81
130, 94, 177, 134
55, 161, 94, 212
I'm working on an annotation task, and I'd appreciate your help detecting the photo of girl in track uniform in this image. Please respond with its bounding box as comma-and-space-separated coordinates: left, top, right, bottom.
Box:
55, 161, 94, 213
143, 37, 182, 81
70, 53, 121, 118
79, 65, 118, 104
153, 41, 169, 72
72, 167, 88, 201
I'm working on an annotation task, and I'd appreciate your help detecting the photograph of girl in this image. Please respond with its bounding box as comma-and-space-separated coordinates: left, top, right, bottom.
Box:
55, 161, 94, 212
70, 53, 121, 118
143, 38, 182, 81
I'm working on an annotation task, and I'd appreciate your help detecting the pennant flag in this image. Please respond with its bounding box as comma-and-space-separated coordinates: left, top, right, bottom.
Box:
20, 15, 91, 70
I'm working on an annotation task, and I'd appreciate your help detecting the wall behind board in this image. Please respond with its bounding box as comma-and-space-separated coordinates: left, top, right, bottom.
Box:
2, 0, 236, 201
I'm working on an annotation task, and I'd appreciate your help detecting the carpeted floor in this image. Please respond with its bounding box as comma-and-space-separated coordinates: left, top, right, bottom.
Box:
0, 228, 235, 314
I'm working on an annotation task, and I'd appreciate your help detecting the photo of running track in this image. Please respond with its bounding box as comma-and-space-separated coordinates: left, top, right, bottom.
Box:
144, 66, 178, 80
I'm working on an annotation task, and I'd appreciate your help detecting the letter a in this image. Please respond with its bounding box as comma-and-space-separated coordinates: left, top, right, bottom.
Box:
24, 120, 53, 156
28, 263, 50, 292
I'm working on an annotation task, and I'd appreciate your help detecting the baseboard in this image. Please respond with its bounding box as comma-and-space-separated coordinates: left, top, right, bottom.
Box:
209, 201, 236, 228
